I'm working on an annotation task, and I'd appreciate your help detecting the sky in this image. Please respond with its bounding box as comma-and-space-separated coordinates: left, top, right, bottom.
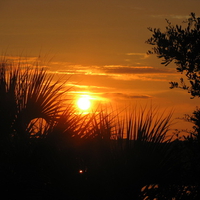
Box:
0, 0, 200, 136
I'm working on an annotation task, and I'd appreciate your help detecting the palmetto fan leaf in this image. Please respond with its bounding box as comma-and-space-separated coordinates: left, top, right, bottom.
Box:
0, 61, 68, 140
0, 63, 19, 139
112, 107, 175, 186
117, 106, 173, 143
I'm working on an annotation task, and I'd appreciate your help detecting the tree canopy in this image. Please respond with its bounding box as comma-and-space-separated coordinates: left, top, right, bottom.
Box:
146, 12, 200, 98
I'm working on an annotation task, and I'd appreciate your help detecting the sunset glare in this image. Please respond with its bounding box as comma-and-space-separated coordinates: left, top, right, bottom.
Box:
77, 95, 91, 111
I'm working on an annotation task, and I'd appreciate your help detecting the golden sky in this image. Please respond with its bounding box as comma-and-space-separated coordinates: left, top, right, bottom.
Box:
1, 0, 200, 134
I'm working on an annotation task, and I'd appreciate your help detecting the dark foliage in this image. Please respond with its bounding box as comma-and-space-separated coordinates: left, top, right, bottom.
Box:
146, 13, 200, 198
146, 12, 200, 98
0, 61, 199, 199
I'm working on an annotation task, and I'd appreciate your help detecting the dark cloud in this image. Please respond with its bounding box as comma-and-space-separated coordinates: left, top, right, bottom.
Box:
102, 92, 152, 100
102, 66, 175, 74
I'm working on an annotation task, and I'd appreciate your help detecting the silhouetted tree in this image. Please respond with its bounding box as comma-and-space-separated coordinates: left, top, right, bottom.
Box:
146, 12, 200, 98
146, 13, 200, 140
146, 13, 200, 198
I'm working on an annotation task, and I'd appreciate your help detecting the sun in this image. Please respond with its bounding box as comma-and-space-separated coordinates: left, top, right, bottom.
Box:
77, 95, 91, 111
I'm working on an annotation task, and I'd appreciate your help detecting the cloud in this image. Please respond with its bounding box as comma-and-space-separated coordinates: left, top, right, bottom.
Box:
102, 65, 174, 75
0, 55, 40, 63
110, 74, 171, 82
150, 14, 189, 20
66, 81, 111, 90
0, 55, 50, 70
169, 15, 189, 19
102, 92, 152, 100
50, 64, 177, 82
126, 53, 149, 59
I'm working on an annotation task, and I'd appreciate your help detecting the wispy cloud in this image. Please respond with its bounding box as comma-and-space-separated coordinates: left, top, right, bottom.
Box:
126, 53, 149, 59
66, 81, 110, 90
0, 55, 50, 69
53, 64, 174, 75
102, 92, 152, 100
49, 63, 177, 83
0, 55, 39, 62
150, 14, 189, 20
170, 15, 189, 19
1, 57, 175, 78
102, 65, 173, 74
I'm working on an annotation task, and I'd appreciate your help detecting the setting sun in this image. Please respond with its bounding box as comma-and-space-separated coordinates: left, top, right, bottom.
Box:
77, 95, 91, 111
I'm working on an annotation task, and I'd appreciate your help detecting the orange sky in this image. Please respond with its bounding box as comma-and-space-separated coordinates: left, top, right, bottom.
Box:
0, 0, 200, 136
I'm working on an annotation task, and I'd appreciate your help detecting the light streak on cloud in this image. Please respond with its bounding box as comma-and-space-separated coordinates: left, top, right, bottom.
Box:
0, 56, 39, 62
126, 53, 149, 59
150, 14, 189, 19
110, 73, 172, 82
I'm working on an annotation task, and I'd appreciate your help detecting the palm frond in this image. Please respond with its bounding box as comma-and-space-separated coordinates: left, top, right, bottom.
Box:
0, 60, 70, 141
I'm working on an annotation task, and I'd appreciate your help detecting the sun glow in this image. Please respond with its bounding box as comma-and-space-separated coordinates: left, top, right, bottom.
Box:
77, 95, 91, 111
